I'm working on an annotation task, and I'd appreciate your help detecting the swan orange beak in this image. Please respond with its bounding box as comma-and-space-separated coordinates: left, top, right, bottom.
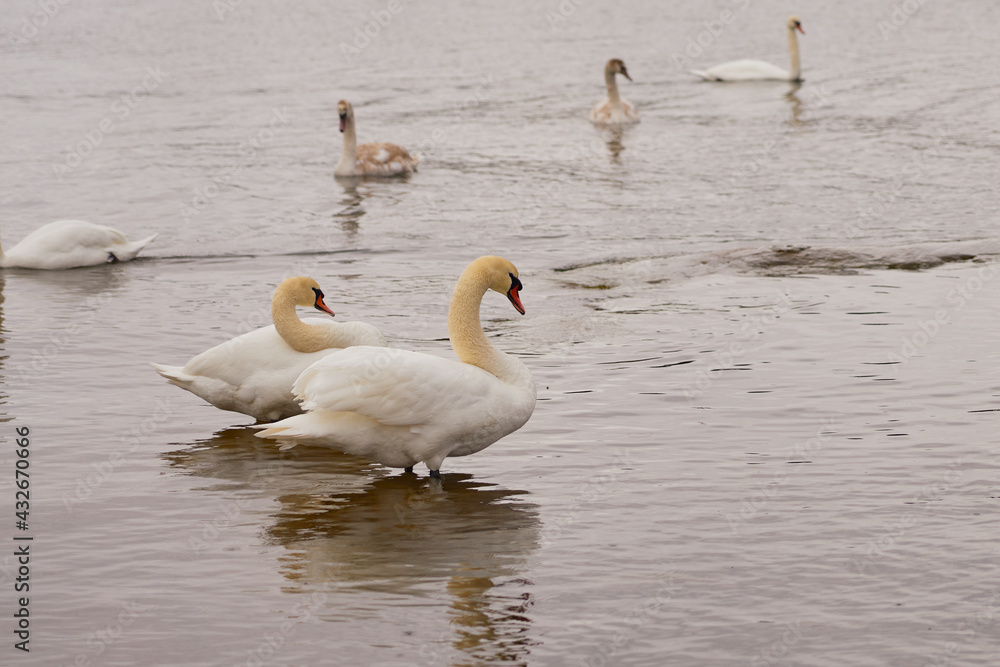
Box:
796, 24, 804, 34
312, 289, 336, 317
507, 276, 525, 315
339, 114, 346, 133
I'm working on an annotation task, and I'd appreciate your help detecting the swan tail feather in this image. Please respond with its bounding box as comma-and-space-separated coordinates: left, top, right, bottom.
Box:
150, 362, 196, 388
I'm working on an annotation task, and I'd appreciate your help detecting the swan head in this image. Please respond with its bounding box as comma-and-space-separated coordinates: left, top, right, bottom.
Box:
787, 15, 804, 34
606, 58, 632, 82
337, 100, 354, 133
471, 256, 525, 315
277, 276, 336, 317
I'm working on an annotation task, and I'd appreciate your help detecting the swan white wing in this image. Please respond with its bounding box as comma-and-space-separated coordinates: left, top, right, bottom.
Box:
154, 324, 353, 421
3, 220, 156, 269
694, 59, 791, 81
293, 346, 499, 427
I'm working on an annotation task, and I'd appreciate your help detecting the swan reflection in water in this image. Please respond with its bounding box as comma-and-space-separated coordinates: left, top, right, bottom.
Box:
165, 427, 540, 665
333, 174, 415, 237
785, 81, 804, 127
599, 125, 625, 163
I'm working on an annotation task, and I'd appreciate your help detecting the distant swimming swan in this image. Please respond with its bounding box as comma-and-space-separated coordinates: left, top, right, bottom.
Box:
334, 100, 421, 177
590, 58, 639, 124
691, 16, 805, 82
0, 219, 156, 270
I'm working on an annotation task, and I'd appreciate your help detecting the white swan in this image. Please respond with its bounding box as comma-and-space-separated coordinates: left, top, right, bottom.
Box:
256, 256, 536, 477
590, 58, 639, 124
1, 219, 156, 270
152, 276, 387, 422
334, 100, 420, 177
691, 16, 805, 82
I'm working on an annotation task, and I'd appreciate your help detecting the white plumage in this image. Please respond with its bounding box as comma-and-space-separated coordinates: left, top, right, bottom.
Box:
1, 219, 157, 270
691, 16, 805, 82
152, 277, 386, 422
257, 256, 536, 476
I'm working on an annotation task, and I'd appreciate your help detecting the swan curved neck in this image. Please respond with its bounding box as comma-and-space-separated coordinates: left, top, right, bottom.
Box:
448, 267, 516, 380
336, 115, 357, 174
788, 28, 801, 81
605, 68, 622, 107
272, 292, 339, 353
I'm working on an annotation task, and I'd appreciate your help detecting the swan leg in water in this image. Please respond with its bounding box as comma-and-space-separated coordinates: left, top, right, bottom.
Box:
404, 466, 414, 473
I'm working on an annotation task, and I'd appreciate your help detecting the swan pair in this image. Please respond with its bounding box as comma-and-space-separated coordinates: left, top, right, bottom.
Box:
334, 99, 420, 177
154, 257, 535, 477
691, 16, 805, 82
1, 220, 156, 270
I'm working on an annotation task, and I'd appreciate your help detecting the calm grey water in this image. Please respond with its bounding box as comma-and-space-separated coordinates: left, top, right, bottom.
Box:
2, 0, 1000, 665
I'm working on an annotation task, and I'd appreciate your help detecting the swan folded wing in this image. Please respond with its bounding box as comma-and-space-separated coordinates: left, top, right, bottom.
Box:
293, 346, 496, 427
356, 142, 419, 175
14, 221, 112, 255
700, 59, 790, 81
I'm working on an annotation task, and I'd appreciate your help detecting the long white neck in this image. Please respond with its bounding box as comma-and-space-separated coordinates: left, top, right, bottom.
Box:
605, 67, 622, 111
448, 267, 524, 383
788, 28, 801, 81
272, 292, 345, 353
335, 115, 357, 175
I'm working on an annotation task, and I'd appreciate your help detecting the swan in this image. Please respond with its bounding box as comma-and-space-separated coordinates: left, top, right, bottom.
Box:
691, 16, 805, 82
334, 99, 420, 177
1, 219, 156, 270
590, 58, 639, 124
151, 276, 387, 422
256, 256, 536, 477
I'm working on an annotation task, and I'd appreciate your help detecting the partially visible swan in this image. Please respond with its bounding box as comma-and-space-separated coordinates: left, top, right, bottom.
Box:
1, 219, 156, 270
256, 256, 536, 477
590, 58, 639, 124
334, 100, 420, 177
691, 16, 805, 82
152, 277, 387, 422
